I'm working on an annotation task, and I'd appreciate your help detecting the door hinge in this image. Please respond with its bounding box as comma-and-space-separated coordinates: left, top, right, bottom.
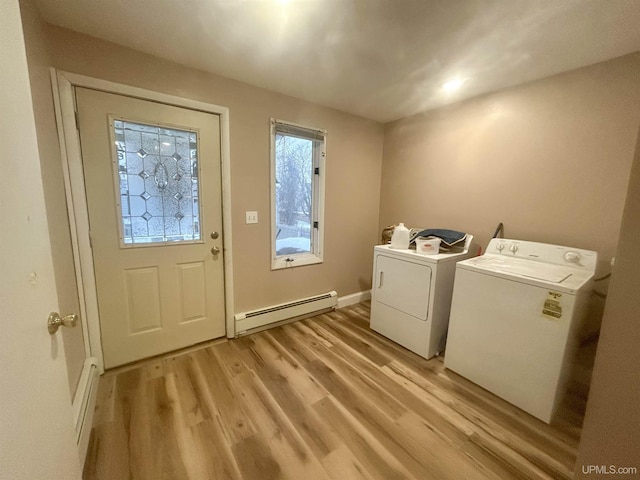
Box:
88, 231, 93, 248
314, 167, 320, 175
74, 110, 80, 129
313, 221, 319, 229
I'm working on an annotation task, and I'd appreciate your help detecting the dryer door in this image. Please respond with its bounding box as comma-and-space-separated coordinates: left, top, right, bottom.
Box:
374, 254, 432, 321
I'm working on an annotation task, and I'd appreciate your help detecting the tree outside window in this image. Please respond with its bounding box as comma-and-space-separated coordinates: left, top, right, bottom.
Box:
270, 119, 325, 269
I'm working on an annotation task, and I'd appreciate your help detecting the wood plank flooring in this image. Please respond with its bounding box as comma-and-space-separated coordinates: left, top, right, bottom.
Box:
84, 302, 586, 480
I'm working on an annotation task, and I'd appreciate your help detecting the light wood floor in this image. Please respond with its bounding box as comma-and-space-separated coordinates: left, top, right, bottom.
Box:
84, 302, 588, 480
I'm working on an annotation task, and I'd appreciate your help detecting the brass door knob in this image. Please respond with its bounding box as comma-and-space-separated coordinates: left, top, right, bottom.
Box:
48, 312, 78, 334
211, 246, 220, 255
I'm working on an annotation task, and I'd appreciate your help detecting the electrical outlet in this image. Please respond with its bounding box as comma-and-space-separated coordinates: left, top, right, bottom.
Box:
245, 211, 258, 224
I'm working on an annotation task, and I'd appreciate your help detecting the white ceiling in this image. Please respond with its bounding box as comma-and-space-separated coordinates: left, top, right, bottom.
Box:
34, 0, 640, 122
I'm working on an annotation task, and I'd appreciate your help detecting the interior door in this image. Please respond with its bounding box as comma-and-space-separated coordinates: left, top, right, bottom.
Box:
1, 1, 82, 476
76, 88, 225, 368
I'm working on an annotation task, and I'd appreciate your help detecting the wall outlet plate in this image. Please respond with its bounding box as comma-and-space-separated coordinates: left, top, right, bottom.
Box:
246, 211, 258, 224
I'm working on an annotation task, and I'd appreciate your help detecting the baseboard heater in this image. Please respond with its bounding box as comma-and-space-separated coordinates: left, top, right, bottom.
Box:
235, 290, 337, 336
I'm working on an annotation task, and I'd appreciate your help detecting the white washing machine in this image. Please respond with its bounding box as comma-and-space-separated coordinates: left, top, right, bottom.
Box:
445, 238, 597, 423
370, 235, 475, 359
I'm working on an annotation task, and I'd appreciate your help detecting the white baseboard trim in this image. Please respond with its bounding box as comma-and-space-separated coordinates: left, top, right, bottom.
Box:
73, 357, 99, 467
337, 290, 371, 309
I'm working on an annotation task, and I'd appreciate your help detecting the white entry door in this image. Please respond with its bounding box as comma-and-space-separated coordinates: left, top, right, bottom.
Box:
76, 88, 226, 369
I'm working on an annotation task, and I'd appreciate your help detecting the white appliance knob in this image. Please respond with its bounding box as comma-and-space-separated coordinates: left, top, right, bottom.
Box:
497, 242, 505, 252
509, 243, 518, 253
564, 251, 580, 263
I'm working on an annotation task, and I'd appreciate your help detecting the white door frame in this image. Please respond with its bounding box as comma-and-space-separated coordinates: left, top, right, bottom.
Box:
51, 69, 235, 373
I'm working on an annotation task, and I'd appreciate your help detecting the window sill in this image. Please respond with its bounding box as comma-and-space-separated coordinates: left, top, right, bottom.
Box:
271, 253, 323, 270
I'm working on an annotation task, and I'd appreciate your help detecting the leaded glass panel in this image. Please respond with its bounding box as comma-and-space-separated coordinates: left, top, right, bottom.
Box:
113, 119, 201, 245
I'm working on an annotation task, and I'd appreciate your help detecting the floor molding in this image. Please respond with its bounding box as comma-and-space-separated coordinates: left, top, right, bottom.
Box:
74, 358, 99, 467
337, 290, 371, 309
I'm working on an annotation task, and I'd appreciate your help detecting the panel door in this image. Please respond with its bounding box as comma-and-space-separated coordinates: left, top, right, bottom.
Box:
76, 87, 225, 368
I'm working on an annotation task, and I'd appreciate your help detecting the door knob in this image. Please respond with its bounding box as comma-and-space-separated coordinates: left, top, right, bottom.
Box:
48, 312, 78, 334
211, 246, 220, 255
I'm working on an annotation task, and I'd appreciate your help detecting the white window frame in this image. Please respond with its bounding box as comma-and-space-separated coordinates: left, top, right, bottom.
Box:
270, 118, 326, 270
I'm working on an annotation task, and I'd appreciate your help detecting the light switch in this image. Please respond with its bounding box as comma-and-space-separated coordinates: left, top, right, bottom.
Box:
245, 211, 258, 224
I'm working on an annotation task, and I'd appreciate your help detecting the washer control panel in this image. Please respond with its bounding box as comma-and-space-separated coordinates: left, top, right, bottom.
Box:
495, 241, 521, 255
487, 238, 597, 271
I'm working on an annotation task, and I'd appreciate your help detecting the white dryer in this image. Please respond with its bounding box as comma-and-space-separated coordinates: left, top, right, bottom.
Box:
370, 236, 475, 359
445, 238, 597, 423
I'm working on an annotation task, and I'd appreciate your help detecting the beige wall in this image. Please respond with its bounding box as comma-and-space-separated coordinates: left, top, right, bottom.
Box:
19, 0, 85, 397
381, 53, 640, 274
380, 53, 640, 335
575, 129, 640, 475
42, 25, 384, 314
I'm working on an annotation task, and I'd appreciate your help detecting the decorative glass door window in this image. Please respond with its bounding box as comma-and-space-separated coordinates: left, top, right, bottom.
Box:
111, 119, 202, 245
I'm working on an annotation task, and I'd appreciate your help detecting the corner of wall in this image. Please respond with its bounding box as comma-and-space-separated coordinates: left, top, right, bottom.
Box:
575, 126, 640, 475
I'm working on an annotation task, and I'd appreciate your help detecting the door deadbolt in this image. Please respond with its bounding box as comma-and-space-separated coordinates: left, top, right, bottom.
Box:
210, 231, 219, 239
48, 312, 78, 334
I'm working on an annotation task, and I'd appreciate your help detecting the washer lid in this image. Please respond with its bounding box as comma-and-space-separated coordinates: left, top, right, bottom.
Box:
474, 257, 572, 282
458, 255, 593, 292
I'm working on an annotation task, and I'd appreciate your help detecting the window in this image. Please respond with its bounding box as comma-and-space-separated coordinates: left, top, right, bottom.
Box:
270, 118, 326, 269
112, 118, 201, 246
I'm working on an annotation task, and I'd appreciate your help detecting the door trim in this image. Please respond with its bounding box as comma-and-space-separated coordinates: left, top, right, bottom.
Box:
51, 69, 235, 373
